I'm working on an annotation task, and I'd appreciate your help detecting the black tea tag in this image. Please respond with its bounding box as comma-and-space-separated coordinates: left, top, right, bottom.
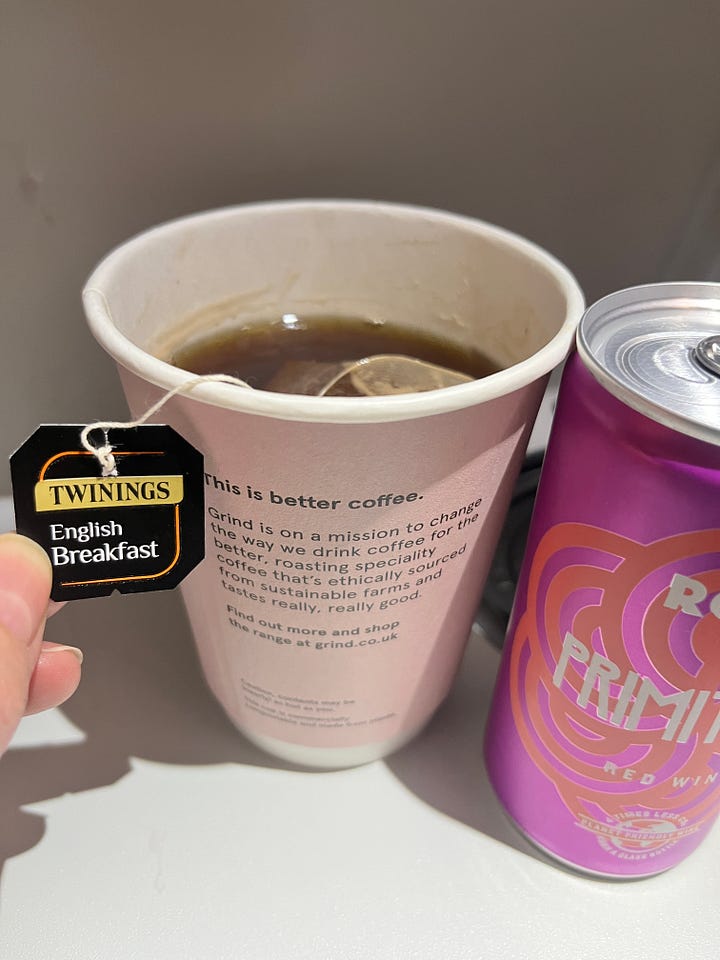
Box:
10, 424, 205, 601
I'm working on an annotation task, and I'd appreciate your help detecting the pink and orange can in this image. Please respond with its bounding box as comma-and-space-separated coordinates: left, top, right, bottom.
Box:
485, 282, 720, 877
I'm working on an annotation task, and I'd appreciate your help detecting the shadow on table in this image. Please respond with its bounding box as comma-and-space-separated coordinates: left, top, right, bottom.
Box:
384, 627, 548, 864
0, 589, 298, 881
0, 592, 546, 884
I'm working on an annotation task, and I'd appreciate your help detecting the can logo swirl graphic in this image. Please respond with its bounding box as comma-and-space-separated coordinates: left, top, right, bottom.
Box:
510, 522, 720, 859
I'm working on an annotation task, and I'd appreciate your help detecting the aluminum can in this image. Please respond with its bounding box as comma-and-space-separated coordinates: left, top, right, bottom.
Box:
485, 282, 720, 877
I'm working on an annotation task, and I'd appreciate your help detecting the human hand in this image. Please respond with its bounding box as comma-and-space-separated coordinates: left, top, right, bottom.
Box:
0, 533, 82, 755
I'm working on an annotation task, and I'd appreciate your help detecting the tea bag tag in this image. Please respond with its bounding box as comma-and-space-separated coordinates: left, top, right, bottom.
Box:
10, 424, 205, 601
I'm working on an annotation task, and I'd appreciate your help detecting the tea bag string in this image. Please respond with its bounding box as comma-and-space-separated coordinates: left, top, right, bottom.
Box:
80, 373, 253, 477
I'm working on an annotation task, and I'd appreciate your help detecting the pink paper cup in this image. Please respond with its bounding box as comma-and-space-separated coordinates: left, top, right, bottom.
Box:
84, 200, 583, 767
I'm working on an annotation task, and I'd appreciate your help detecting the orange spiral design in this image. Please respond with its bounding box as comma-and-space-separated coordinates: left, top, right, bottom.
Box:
510, 523, 720, 830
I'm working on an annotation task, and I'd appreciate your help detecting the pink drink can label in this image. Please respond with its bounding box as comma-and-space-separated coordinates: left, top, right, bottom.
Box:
485, 283, 720, 877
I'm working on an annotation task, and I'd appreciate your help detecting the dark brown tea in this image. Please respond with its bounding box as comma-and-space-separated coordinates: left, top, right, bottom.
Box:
171, 315, 500, 396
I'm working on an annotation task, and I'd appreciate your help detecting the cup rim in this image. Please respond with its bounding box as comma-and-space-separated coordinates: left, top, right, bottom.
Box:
83, 199, 585, 424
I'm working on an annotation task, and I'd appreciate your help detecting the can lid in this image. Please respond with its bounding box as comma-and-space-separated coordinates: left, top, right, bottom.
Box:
577, 282, 720, 446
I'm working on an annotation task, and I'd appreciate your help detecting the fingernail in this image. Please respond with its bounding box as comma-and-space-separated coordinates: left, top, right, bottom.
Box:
0, 534, 52, 645
42, 643, 84, 665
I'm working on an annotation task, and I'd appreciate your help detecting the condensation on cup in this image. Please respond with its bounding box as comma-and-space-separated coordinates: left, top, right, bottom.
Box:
84, 201, 583, 768
485, 282, 720, 877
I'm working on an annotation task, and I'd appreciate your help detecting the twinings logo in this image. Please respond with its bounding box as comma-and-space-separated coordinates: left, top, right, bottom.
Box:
11, 424, 204, 601
34, 475, 184, 512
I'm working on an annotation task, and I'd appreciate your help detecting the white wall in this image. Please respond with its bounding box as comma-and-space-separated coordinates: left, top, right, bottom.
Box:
1, 0, 719, 489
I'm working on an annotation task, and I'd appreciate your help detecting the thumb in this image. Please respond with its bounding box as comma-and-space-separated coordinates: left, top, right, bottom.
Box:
0, 533, 54, 752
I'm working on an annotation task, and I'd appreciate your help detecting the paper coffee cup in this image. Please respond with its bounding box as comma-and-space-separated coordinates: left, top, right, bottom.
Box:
83, 201, 583, 767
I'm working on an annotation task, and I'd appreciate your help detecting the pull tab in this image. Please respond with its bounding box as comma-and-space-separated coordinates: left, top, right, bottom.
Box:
693, 335, 720, 377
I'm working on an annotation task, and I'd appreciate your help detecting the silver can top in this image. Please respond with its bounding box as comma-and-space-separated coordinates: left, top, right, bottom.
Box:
577, 282, 720, 446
